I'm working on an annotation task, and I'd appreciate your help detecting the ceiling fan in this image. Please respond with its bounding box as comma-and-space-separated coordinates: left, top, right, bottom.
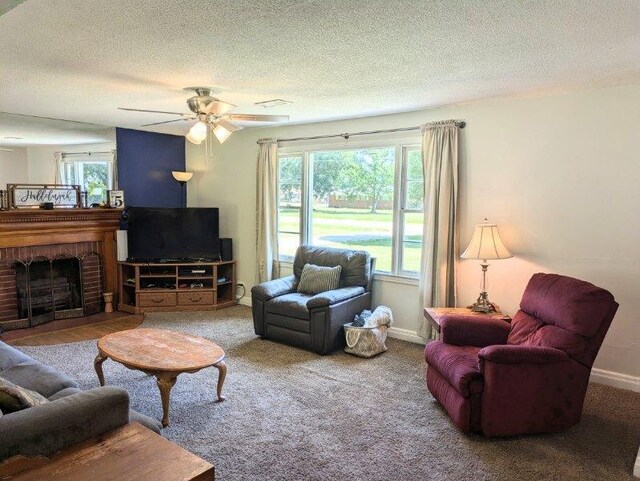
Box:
119, 87, 289, 144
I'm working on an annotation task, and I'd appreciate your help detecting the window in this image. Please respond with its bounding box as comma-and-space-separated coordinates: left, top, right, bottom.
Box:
277, 155, 303, 260
60, 159, 114, 205
310, 147, 396, 271
277, 139, 424, 277
399, 147, 424, 274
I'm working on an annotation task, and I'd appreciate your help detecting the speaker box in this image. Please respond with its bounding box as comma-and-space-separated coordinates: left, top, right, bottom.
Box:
219, 238, 233, 261
116, 230, 128, 262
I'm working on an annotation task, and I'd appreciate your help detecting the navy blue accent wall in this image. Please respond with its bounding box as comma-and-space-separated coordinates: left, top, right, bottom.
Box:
116, 128, 185, 208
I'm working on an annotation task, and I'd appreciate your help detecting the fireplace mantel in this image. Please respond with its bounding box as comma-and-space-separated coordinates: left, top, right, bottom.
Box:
0, 209, 121, 241
0, 209, 122, 316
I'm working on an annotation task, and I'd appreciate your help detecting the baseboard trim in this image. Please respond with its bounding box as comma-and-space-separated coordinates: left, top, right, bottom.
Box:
590, 368, 640, 392
238, 297, 252, 308
387, 326, 424, 344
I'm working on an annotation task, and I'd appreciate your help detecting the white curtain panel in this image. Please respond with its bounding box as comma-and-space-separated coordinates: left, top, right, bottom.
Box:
112, 149, 119, 188
256, 138, 281, 283
53, 151, 63, 184
417, 120, 460, 340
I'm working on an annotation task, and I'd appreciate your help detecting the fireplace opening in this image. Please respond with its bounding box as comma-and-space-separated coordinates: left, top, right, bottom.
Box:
12, 254, 100, 328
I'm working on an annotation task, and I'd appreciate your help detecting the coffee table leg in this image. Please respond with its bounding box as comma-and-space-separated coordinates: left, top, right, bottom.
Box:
156, 374, 177, 428
213, 361, 227, 402
94, 354, 107, 386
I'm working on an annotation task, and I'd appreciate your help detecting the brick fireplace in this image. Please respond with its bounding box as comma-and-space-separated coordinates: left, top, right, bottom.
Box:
0, 209, 121, 332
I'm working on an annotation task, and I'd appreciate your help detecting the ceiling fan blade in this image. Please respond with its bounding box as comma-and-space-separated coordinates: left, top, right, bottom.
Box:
118, 107, 186, 116
226, 114, 289, 123
216, 119, 242, 132
141, 118, 192, 127
204, 100, 236, 116
0, 111, 105, 126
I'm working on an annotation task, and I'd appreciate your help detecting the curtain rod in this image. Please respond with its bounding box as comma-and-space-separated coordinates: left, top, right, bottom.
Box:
257, 120, 466, 144
61, 150, 114, 156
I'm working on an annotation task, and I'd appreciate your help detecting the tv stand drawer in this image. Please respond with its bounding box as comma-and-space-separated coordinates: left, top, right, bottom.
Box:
178, 292, 214, 306
139, 292, 177, 307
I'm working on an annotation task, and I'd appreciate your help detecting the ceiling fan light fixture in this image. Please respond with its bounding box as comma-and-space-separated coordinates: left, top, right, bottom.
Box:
212, 123, 233, 144
188, 121, 208, 143
186, 131, 202, 144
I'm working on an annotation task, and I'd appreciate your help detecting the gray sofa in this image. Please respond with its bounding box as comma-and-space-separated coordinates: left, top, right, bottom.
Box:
252, 245, 374, 355
0, 340, 161, 461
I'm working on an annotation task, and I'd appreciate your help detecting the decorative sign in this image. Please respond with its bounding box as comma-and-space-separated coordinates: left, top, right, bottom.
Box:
108, 190, 125, 209
7, 184, 81, 209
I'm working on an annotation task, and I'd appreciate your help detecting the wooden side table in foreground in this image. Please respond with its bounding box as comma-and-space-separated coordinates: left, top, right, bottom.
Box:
424, 307, 511, 339
0, 422, 214, 481
94, 328, 227, 427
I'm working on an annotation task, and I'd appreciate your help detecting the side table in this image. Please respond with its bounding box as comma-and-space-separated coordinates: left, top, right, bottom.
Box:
423, 307, 511, 339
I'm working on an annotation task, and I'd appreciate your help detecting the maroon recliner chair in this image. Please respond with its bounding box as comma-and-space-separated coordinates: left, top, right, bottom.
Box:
424, 273, 618, 437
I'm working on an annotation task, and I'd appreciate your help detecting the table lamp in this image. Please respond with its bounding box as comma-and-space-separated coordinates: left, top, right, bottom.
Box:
461, 219, 513, 313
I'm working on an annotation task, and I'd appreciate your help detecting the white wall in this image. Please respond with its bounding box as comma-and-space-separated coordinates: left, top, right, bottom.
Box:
0, 147, 29, 187
26, 142, 116, 184
187, 84, 640, 381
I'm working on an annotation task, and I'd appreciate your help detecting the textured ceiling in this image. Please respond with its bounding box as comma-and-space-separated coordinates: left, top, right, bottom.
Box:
0, 0, 639, 142
0, 113, 114, 146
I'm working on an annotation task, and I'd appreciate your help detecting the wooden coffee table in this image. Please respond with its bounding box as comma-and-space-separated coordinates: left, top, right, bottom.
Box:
94, 328, 226, 427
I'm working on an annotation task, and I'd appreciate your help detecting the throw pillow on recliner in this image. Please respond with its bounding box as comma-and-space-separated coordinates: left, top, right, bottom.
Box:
297, 263, 342, 295
0, 376, 49, 413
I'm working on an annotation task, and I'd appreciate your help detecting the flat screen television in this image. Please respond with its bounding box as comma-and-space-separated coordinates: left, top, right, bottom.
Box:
125, 207, 220, 262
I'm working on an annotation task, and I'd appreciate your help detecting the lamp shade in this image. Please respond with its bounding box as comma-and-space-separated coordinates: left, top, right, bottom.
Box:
171, 171, 193, 182
461, 222, 512, 260
211, 123, 233, 144
186, 131, 202, 145
187, 121, 208, 143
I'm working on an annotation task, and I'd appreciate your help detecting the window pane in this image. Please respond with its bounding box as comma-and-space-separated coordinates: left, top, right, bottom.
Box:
404, 149, 424, 210
310, 147, 395, 272
278, 231, 300, 260
278, 156, 302, 259
402, 212, 423, 272
83, 162, 110, 205
62, 163, 76, 184
61, 161, 111, 205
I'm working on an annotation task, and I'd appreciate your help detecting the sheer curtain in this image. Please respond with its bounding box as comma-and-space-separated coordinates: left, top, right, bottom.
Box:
417, 120, 460, 340
54, 152, 63, 184
111, 149, 119, 188
256, 138, 280, 283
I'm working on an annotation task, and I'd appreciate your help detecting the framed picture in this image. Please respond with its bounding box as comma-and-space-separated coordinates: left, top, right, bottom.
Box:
108, 190, 125, 209
7, 184, 81, 209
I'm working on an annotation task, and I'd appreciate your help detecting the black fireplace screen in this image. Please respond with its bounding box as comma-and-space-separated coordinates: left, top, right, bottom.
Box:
13, 252, 102, 327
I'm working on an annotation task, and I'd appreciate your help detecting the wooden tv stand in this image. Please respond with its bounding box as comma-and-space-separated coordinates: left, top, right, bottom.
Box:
118, 260, 236, 314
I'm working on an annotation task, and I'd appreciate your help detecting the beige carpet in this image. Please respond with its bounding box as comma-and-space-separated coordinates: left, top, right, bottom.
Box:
18, 306, 640, 481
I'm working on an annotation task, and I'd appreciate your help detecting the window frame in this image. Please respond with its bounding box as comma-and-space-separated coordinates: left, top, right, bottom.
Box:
276, 133, 423, 278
